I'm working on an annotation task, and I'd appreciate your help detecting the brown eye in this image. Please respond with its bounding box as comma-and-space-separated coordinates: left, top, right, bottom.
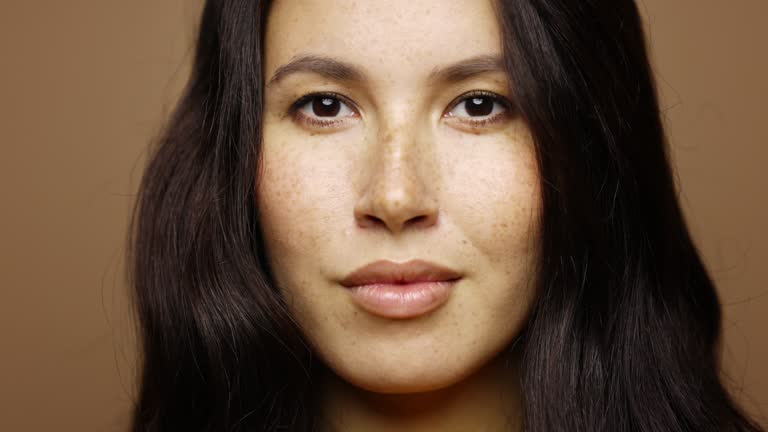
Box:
443, 91, 513, 130
464, 97, 494, 117
448, 93, 507, 119
312, 97, 342, 117
294, 94, 356, 120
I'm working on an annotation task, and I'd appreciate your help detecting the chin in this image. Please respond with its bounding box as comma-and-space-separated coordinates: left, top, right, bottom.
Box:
345, 372, 461, 395
327, 354, 483, 395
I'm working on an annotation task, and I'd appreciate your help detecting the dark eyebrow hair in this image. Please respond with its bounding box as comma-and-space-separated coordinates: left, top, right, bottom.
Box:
429, 54, 506, 83
267, 55, 365, 87
266, 54, 506, 87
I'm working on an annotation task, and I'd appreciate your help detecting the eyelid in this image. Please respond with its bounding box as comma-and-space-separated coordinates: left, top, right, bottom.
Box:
287, 92, 359, 117
287, 90, 514, 130
287, 91, 360, 129
441, 90, 514, 130
444, 90, 513, 117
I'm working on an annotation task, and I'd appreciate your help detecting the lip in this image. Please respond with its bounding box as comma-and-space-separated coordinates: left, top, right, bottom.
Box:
340, 259, 462, 287
340, 259, 462, 319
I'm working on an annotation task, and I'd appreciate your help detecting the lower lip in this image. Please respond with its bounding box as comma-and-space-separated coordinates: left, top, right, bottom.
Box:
345, 279, 459, 319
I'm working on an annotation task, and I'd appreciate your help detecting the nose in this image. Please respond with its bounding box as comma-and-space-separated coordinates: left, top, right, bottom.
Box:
353, 121, 440, 235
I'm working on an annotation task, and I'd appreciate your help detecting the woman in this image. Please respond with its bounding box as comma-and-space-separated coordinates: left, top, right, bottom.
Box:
128, 0, 765, 431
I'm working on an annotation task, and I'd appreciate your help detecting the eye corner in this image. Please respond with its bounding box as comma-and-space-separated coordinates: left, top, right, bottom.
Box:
441, 90, 514, 130
287, 91, 362, 131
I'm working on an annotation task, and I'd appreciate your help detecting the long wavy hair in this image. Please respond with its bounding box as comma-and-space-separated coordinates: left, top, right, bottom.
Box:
127, 0, 765, 430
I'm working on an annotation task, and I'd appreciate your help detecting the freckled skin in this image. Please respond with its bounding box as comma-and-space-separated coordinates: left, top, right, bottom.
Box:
257, 0, 541, 420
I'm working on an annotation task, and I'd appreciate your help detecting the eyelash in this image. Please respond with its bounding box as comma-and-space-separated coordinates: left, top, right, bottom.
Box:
286, 90, 513, 130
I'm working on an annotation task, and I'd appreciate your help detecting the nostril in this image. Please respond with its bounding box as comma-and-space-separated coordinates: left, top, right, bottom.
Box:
357, 213, 435, 232
353, 190, 440, 233
359, 214, 385, 229
404, 214, 439, 230
408, 215, 428, 225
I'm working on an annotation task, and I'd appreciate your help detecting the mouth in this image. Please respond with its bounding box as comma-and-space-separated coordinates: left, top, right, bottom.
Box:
340, 259, 462, 319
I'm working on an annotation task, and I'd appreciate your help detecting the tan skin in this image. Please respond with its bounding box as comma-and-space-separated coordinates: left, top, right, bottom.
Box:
258, 0, 540, 430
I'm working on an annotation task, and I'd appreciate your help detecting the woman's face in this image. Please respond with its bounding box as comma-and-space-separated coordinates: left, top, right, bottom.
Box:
258, 0, 540, 394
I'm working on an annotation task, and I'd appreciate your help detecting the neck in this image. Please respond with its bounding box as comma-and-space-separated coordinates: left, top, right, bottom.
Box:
315, 349, 523, 432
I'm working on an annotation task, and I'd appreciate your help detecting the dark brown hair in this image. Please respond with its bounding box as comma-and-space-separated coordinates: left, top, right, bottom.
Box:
128, 1, 765, 430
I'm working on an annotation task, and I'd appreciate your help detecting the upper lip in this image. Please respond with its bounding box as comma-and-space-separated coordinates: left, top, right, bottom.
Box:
340, 259, 462, 287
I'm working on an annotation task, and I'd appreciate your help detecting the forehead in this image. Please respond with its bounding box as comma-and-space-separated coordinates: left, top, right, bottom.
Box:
264, 0, 502, 83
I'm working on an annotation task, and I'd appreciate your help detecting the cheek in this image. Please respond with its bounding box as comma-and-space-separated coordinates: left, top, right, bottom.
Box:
255, 130, 357, 284
257, 147, 324, 260
445, 128, 541, 265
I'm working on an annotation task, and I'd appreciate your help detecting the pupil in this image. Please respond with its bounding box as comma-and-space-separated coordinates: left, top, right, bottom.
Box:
465, 97, 493, 117
312, 97, 341, 117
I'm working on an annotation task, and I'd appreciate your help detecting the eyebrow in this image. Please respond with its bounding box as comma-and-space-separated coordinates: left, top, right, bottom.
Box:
266, 54, 506, 87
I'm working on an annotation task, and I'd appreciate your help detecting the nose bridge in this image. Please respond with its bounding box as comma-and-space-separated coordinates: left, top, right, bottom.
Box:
378, 114, 427, 184
354, 107, 440, 234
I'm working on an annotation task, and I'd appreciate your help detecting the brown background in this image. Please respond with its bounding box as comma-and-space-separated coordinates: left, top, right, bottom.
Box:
0, 1, 765, 430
